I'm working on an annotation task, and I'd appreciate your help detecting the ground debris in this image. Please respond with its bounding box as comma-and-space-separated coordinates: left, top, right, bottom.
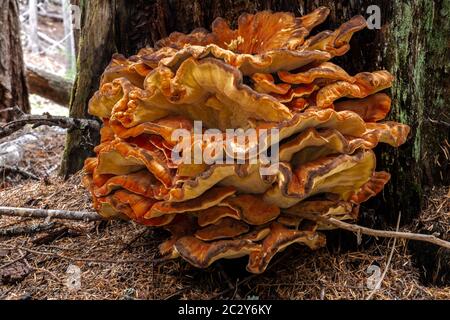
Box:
0, 125, 66, 189
0, 221, 55, 237
0, 123, 448, 299
0, 177, 449, 299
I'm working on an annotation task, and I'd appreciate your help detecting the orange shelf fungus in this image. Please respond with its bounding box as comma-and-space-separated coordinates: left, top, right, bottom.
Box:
83, 7, 409, 273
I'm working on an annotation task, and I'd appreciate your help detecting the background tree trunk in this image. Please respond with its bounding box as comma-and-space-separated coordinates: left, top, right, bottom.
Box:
71, 0, 80, 58
62, 0, 449, 225
0, 0, 30, 121
61, 0, 76, 74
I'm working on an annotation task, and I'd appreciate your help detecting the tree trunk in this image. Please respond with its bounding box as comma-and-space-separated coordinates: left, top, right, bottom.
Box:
62, 0, 449, 224
61, 0, 76, 74
0, 0, 30, 121
28, 0, 39, 53
71, 0, 80, 58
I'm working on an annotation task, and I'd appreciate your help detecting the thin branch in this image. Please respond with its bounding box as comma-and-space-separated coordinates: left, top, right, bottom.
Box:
428, 117, 450, 127
0, 113, 100, 139
28, 0, 39, 53
38, 11, 63, 22
0, 222, 55, 237
0, 207, 102, 222
115, 229, 149, 255
0, 107, 19, 114
302, 214, 450, 250
3, 206, 449, 249
163, 288, 190, 300
61, 0, 76, 72
366, 213, 401, 300
37, 31, 65, 50
0, 165, 39, 180
0, 105, 24, 117
0, 253, 29, 270
32, 226, 69, 245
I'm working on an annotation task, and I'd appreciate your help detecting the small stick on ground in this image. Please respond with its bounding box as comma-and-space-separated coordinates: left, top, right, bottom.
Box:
0, 253, 29, 270
299, 214, 450, 250
0, 165, 39, 181
366, 212, 401, 300
32, 226, 69, 245
0, 113, 100, 139
116, 229, 149, 255
0, 222, 55, 237
163, 288, 190, 300
0, 207, 102, 222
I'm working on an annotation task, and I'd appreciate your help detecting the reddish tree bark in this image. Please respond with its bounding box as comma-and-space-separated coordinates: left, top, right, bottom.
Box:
0, 0, 30, 121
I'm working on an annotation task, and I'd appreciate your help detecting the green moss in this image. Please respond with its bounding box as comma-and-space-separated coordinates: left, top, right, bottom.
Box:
387, 0, 449, 164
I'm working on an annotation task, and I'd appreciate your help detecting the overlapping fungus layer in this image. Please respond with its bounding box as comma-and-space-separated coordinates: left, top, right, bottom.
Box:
83, 7, 410, 273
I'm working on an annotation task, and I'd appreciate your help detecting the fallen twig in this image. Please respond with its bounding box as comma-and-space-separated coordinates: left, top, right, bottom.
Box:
37, 31, 64, 50
428, 117, 450, 127
0, 253, 29, 270
366, 213, 401, 300
38, 11, 63, 22
0, 286, 14, 300
0, 107, 20, 114
0, 207, 102, 222
301, 214, 450, 250
0, 222, 55, 237
163, 287, 190, 300
116, 229, 149, 255
2, 206, 449, 250
32, 226, 69, 245
0, 165, 39, 180
0, 113, 100, 139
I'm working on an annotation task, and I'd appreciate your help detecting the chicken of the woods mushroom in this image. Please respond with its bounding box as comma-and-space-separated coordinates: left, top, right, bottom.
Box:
83, 7, 410, 274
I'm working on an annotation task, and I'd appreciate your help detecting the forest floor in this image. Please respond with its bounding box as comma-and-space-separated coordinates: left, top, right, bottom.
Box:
0, 127, 449, 300
1, 2, 448, 300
